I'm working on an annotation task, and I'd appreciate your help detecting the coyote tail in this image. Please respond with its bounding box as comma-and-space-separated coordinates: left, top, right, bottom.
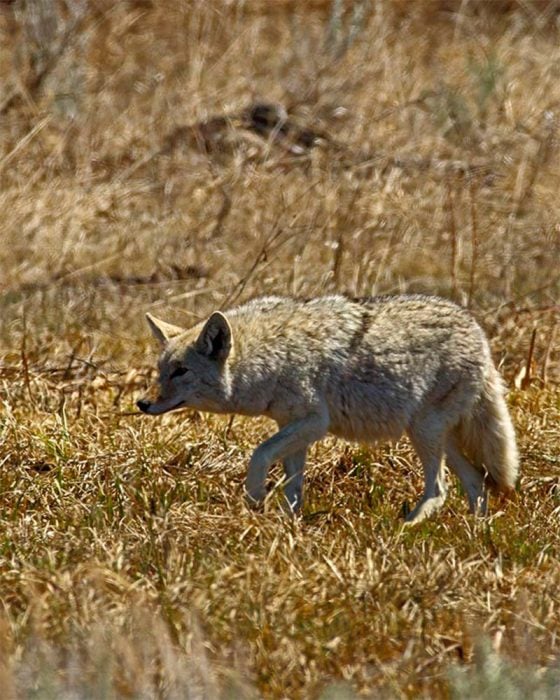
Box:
459, 364, 519, 492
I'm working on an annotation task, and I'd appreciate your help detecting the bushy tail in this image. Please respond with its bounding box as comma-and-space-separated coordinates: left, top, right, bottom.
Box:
459, 365, 519, 492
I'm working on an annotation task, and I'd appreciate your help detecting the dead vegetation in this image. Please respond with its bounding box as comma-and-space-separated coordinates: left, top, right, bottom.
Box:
0, 1, 559, 697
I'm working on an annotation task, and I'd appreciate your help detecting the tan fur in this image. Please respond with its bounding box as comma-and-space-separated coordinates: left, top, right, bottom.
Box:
138, 295, 519, 522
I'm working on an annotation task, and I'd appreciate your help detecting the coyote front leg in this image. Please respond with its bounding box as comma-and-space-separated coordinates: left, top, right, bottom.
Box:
283, 449, 307, 514
245, 413, 328, 508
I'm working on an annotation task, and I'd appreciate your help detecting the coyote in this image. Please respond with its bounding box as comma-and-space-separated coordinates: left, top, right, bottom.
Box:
137, 295, 518, 523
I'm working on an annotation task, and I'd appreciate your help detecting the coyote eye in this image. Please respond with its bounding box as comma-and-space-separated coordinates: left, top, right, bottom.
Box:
169, 366, 190, 380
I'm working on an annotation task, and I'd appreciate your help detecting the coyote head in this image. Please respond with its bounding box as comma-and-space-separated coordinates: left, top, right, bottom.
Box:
137, 311, 232, 415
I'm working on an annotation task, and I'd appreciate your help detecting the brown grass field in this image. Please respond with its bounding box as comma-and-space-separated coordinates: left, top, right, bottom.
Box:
0, 1, 559, 697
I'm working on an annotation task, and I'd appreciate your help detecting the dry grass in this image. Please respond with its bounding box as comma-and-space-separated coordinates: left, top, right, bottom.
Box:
0, 1, 559, 697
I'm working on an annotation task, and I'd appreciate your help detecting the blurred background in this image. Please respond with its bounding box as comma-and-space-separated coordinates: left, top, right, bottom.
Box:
0, 0, 558, 379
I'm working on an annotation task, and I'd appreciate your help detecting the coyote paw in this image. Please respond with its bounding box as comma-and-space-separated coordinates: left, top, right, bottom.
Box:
404, 496, 446, 524
245, 488, 266, 510
281, 496, 302, 518
468, 492, 488, 516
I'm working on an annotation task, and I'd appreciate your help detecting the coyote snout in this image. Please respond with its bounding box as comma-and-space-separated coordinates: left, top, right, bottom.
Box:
139, 295, 519, 523
136, 397, 186, 415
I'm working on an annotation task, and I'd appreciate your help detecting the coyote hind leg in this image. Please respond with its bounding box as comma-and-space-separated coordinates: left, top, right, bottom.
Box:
405, 422, 448, 524
445, 435, 488, 515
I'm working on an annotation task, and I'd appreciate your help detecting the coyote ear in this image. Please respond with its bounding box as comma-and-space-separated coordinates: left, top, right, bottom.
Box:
145, 313, 185, 347
196, 311, 232, 361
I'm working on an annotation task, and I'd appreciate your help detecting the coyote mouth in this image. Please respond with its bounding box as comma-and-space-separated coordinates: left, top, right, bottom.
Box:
166, 400, 186, 412
152, 399, 187, 414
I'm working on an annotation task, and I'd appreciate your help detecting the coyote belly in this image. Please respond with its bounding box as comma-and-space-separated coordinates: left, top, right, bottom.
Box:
138, 295, 519, 523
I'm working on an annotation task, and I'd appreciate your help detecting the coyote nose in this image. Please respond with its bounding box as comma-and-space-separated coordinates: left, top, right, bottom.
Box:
136, 399, 151, 413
